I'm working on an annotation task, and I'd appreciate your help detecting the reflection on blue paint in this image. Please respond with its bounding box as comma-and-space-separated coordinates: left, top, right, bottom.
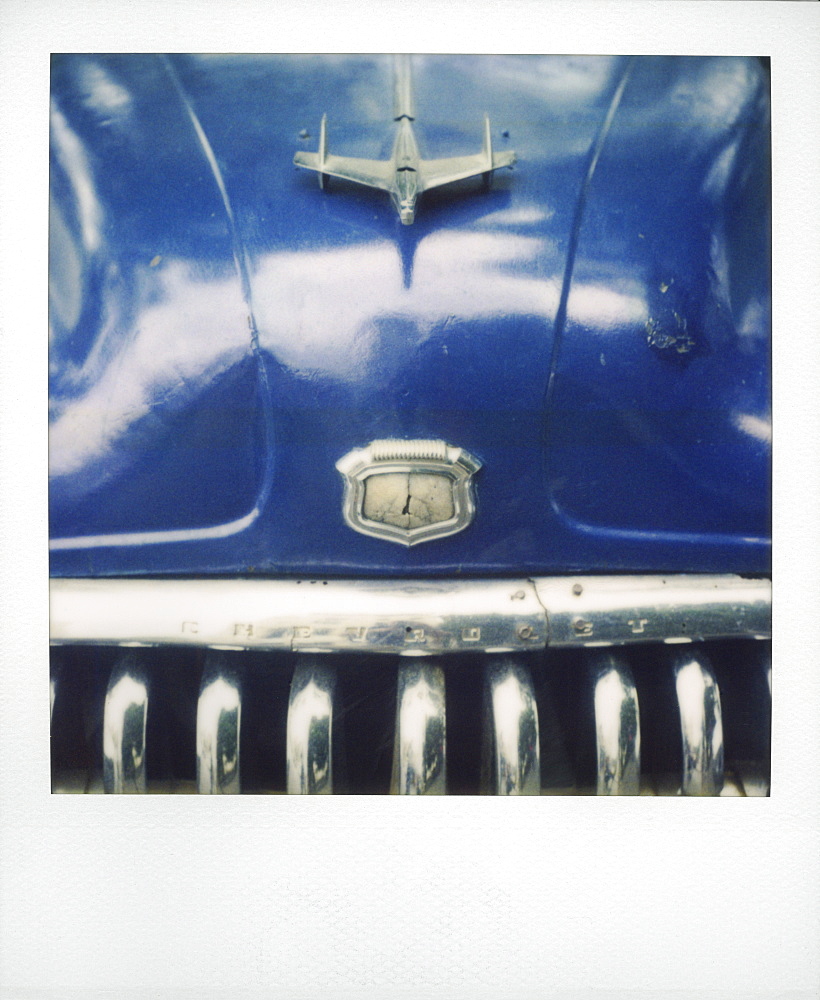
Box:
49, 54, 770, 577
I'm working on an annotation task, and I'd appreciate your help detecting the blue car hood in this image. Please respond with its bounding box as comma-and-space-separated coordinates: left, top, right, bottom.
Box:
49, 54, 771, 577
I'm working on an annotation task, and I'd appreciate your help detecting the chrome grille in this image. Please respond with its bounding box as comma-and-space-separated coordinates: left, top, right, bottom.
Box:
50, 575, 771, 795
50, 610, 771, 796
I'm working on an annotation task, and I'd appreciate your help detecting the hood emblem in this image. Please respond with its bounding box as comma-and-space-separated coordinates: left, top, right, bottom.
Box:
336, 439, 481, 546
294, 55, 516, 225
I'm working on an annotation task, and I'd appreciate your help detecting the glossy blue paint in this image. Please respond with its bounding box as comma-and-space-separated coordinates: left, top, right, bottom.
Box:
49, 54, 771, 577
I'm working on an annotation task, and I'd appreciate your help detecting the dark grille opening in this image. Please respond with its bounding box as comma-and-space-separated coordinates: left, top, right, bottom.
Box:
50, 640, 770, 795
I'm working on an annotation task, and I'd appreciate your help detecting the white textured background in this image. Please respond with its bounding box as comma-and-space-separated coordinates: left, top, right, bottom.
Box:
1, 2, 818, 997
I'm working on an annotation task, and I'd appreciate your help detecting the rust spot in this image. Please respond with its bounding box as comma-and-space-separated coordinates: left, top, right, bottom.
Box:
646, 313, 695, 355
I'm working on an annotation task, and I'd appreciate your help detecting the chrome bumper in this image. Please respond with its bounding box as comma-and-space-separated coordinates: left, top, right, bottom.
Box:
49, 575, 771, 796
50, 574, 770, 653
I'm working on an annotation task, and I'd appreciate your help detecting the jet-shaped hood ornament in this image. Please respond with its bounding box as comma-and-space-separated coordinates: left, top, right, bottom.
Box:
294, 55, 516, 225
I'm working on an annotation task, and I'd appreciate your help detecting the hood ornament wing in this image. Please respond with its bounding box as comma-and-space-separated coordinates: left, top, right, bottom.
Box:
294, 55, 516, 225
336, 439, 481, 546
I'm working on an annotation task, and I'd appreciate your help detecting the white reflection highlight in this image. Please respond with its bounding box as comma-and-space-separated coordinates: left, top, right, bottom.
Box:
253, 231, 560, 376
703, 137, 740, 200
103, 671, 148, 793
735, 413, 771, 444
676, 660, 723, 757
567, 282, 648, 330
77, 61, 132, 119
594, 668, 626, 761
287, 675, 333, 794
51, 228, 650, 485
485, 662, 540, 795
253, 240, 399, 375
593, 664, 640, 795
675, 657, 723, 796
49, 259, 249, 480
709, 231, 732, 314
738, 299, 769, 341
467, 55, 620, 105
415, 229, 546, 277
50, 507, 259, 550
49, 193, 84, 335
670, 59, 756, 130
50, 102, 103, 254
480, 206, 554, 227
197, 675, 241, 794
492, 673, 526, 791
395, 667, 446, 795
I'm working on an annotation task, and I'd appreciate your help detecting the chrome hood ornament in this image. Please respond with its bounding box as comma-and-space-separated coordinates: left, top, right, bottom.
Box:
336, 439, 481, 546
294, 55, 516, 225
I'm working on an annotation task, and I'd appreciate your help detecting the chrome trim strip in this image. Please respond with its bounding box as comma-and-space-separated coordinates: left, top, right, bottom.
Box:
287, 660, 336, 795
103, 653, 149, 794
482, 658, 540, 795
590, 653, 640, 795
49, 575, 769, 654
534, 575, 770, 647
391, 662, 446, 794
674, 650, 724, 796
196, 654, 241, 794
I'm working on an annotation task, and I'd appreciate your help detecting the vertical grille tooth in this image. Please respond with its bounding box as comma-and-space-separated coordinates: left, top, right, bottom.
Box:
103, 653, 150, 794
674, 649, 724, 796
391, 662, 446, 795
733, 641, 772, 796
590, 653, 640, 796
50, 653, 61, 727
482, 657, 540, 795
197, 653, 242, 794
286, 659, 336, 794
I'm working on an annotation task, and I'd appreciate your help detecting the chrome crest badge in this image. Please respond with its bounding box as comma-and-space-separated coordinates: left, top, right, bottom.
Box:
336, 439, 481, 546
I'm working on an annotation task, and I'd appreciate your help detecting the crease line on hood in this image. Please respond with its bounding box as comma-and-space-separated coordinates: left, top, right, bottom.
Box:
543, 56, 636, 414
